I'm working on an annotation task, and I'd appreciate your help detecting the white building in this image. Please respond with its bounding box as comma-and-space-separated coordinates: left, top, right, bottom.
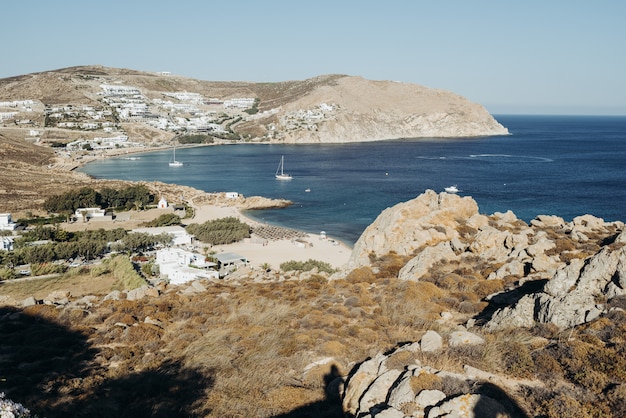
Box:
100, 84, 141, 96
132, 226, 192, 247
1, 236, 14, 251
156, 247, 218, 284
157, 197, 168, 209
74, 208, 106, 221
223, 97, 256, 109
0, 213, 17, 231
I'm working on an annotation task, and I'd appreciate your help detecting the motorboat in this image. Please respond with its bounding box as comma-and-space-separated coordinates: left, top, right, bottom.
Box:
444, 185, 459, 193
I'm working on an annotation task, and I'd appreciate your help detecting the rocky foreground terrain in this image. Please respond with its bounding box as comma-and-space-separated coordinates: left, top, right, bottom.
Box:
2, 191, 625, 417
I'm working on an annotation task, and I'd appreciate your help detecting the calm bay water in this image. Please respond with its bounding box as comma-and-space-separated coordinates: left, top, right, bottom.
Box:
79, 115, 626, 245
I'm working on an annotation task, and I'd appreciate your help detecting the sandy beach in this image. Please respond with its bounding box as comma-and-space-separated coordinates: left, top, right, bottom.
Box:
62, 200, 353, 271
188, 203, 352, 270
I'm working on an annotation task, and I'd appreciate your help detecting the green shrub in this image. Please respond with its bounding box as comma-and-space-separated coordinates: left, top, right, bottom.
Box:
141, 213, 181, 227
185, 217, 250, 245
279, 259, 336, 274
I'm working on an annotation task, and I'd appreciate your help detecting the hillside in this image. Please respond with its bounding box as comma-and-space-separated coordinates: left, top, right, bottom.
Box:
1, 191, 625, 417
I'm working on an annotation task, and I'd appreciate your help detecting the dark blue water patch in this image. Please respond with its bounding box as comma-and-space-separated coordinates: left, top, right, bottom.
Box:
79, 115, 626, 245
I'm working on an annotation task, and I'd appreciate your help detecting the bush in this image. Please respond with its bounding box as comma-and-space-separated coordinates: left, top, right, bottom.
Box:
177, 134, 213, 144
279, 259, 336, 274
185, 217, 250, 245
141, 213, 181, 227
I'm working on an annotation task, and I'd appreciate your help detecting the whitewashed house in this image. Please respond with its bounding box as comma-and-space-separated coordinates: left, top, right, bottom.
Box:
74, 208, 107, 221
0, 213, 17, 231
132, 226, 192, 247
157, 197, 168, 209
156, 247, 218, 284
1, 236, 14, 251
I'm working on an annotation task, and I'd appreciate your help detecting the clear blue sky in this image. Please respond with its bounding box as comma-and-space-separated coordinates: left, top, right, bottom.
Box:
3, 0, 625, 115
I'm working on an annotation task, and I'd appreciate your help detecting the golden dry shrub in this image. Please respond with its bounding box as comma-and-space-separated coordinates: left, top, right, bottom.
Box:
261, 386, 324, 414
320, 340, 347, 356
104, 312, 137, 326
500, 341, 535, 378
546, 237, 577, 255
409, 371, 443, 394
345, 266, 376, 284
121, 323, 163, 344
532, 351, 563, 381
473, 279, 505, 299
542, 394, 592, 418
21, 304, 61, 322
373, 251, 410, 278
385, 350, 417, 370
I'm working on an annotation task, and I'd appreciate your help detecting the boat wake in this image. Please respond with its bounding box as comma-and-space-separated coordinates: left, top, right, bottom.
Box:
468, 154, 554, 163
416, 154, 553, 163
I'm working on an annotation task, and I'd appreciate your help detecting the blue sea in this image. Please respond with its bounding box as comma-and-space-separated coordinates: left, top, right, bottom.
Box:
78, 115, 626, 246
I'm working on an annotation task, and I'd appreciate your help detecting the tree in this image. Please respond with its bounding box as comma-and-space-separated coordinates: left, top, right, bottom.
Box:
185, 217, 250, 245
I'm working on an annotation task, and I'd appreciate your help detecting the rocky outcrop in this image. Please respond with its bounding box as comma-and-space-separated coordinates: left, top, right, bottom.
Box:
348, 190, 482, 269
346, 189, 625, 331
341, 333, 530, 418
487, 236, 626, 330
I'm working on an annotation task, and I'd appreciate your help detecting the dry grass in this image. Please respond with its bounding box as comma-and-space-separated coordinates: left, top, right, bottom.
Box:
3, 238, 626, 417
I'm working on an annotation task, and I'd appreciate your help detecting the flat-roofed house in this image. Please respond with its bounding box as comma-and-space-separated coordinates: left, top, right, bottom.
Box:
0, 213, 17, 231
132, 226, 192, 247
156, 247, 218, 284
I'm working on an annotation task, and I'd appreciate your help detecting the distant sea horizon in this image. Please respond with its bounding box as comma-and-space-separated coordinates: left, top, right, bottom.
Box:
78, 115, 626, 246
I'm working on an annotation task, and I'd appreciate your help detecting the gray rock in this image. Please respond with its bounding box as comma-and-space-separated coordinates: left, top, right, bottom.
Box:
398, 242, 456, 282
191, 280, 207, 292
420, 330, 443, 352
22, 296, 37, 307
103, 290, 121, 301
127, 285, 150, 301
416, 389, 446, 408
427, 394, 508, 418
359, 369, 403, 413
448, 331, 485, 347
387, 373, 416, 410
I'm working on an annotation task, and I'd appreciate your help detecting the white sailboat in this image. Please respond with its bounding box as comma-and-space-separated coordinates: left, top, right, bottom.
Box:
275, 155, 292, 180
168, 147, 183, 167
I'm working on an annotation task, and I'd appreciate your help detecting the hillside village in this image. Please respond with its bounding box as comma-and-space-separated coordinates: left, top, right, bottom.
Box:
0, 73, 343, 158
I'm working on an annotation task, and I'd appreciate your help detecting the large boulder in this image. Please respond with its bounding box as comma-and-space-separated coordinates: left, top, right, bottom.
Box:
348, 190, 479, 269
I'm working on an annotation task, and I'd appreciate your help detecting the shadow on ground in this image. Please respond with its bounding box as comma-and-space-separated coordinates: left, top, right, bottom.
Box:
0, 306, 213, 417
271, 364, 345, 418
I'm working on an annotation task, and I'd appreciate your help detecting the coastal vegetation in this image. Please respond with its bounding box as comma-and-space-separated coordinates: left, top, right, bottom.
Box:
185, 216, 251, 245
176, 133, 214, 144
42, 185, 155, 213
279, 258, 337, 274
0, 225, 171, 272
140, 213, 182, 227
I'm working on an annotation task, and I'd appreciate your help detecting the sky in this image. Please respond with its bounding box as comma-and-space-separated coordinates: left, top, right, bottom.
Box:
2, 0, 625, 115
